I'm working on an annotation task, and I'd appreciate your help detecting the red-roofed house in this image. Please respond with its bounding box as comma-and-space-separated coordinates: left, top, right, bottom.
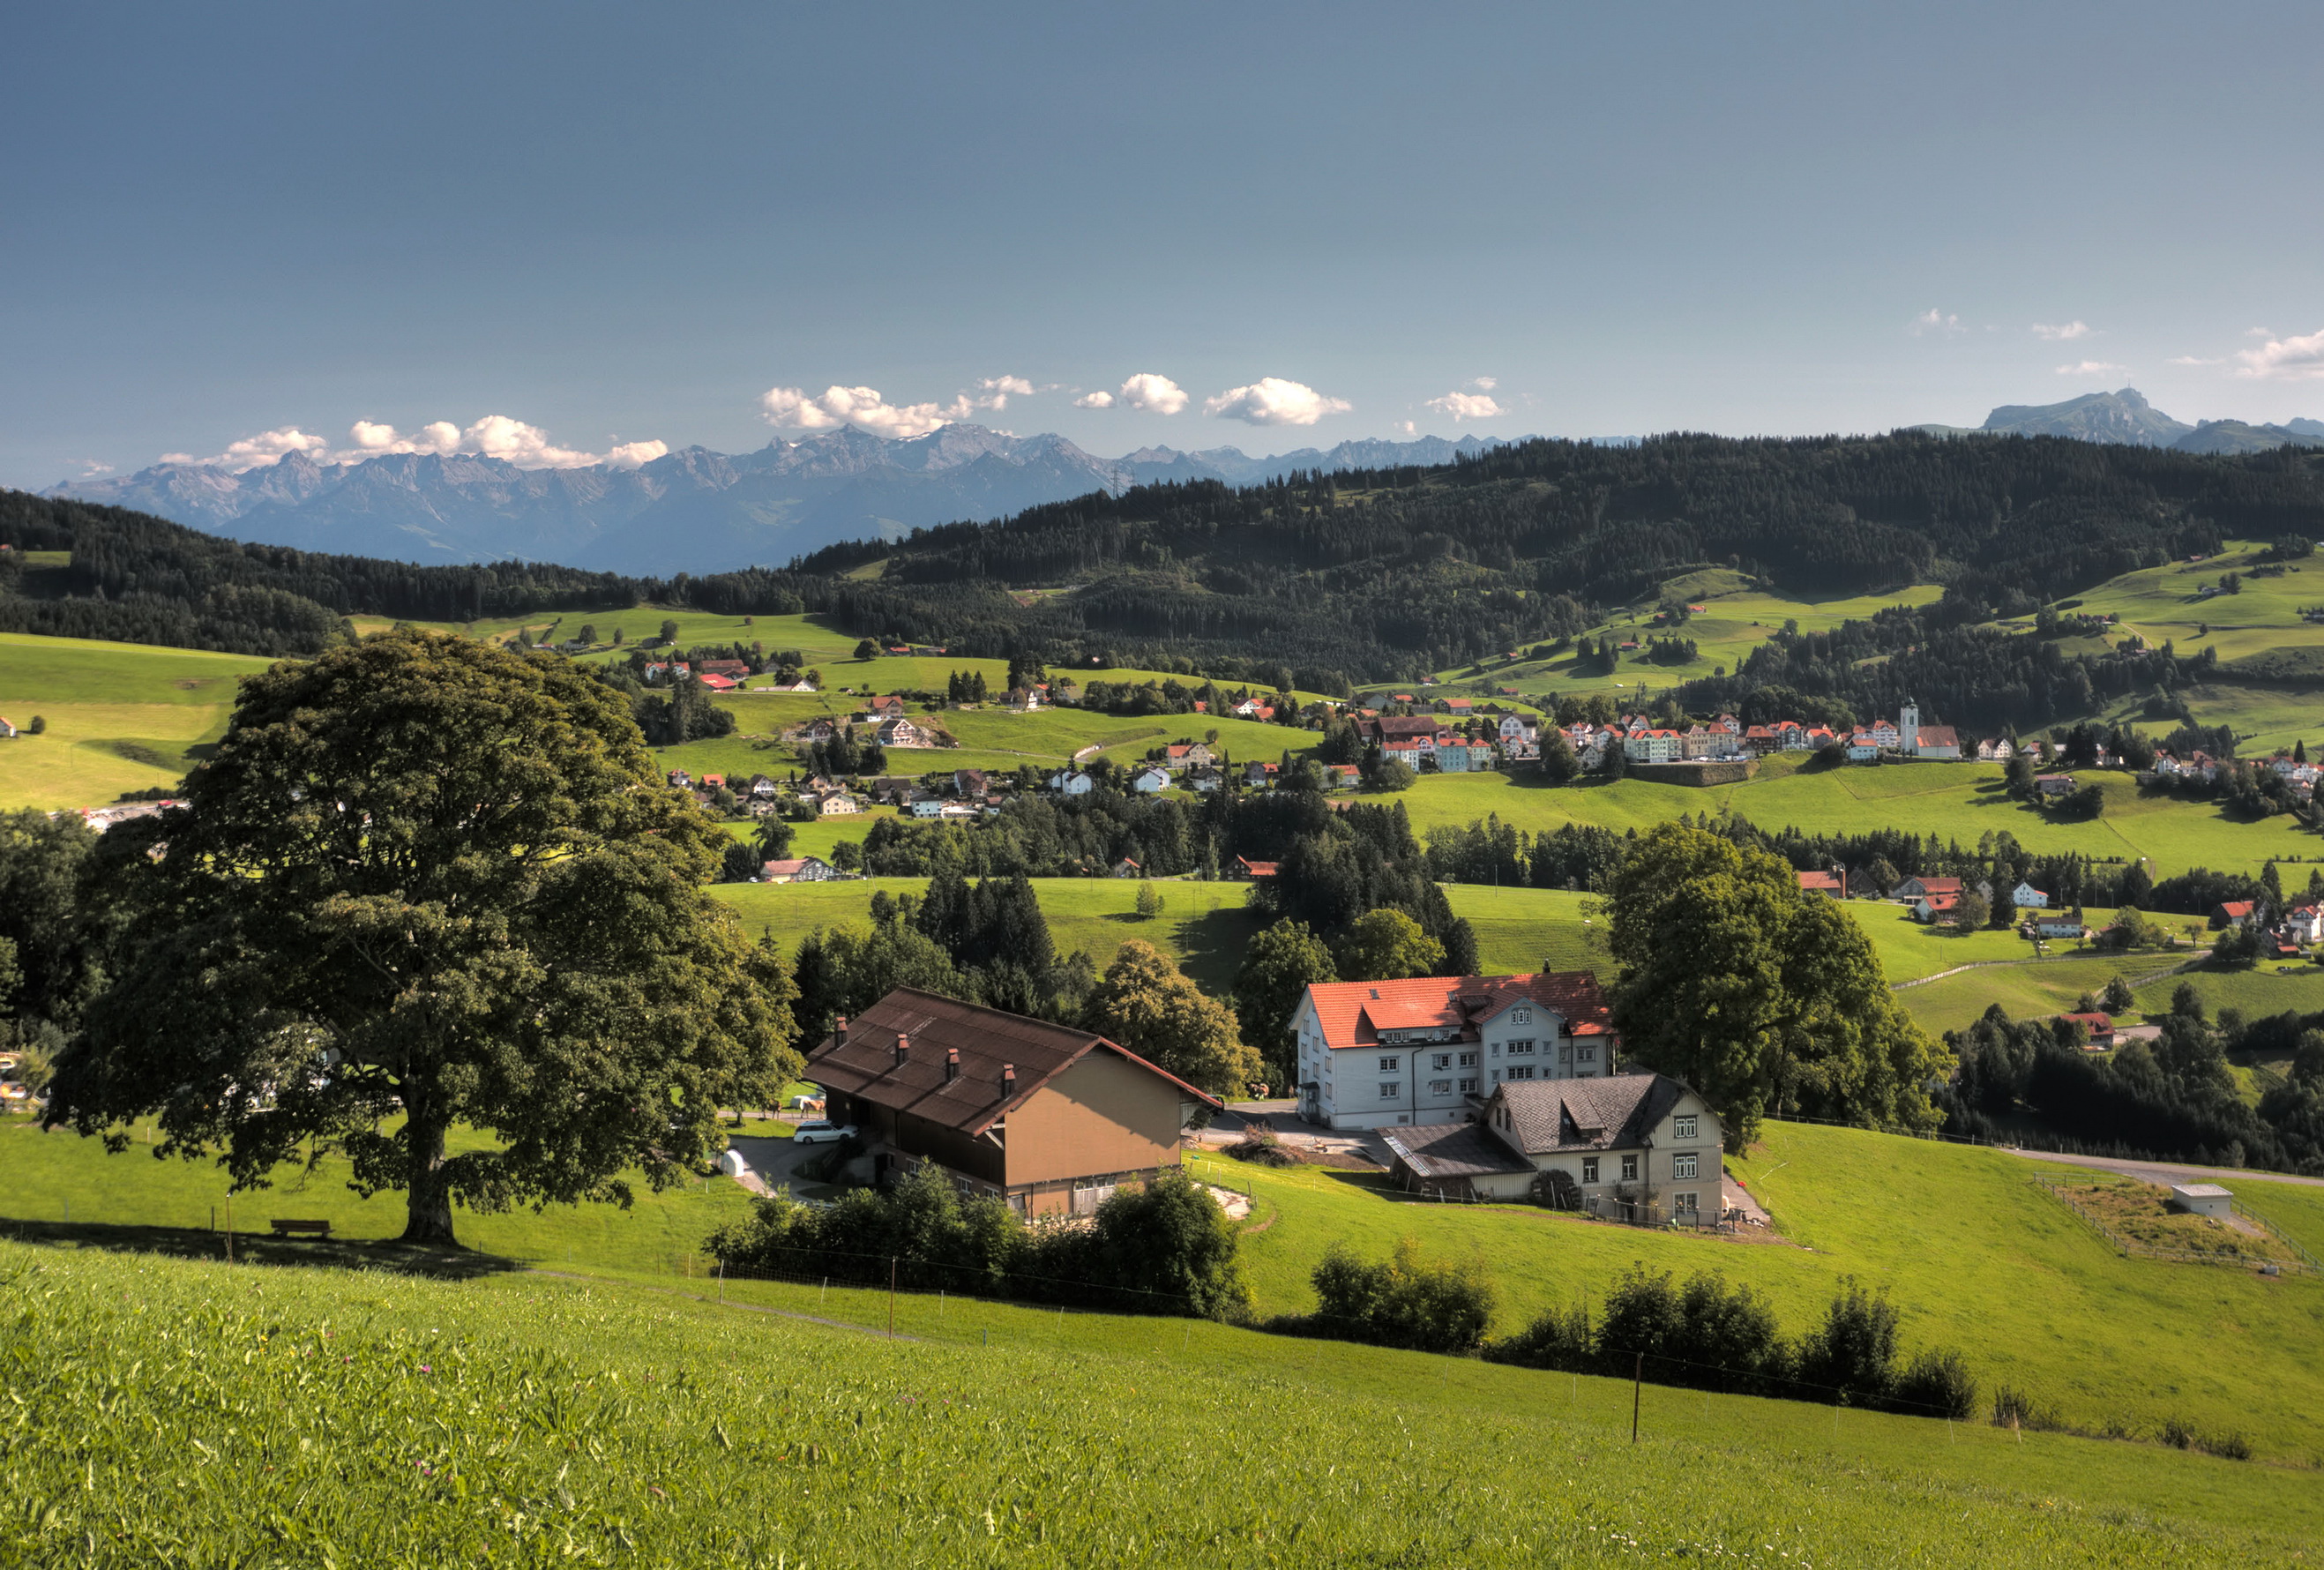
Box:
1232, 856, 1281, 879
2059, 1012, 2116, 1048
1797, 870, 1844, 897
1289, 969, 1618, 1130
2212, 900, 2258, 929
695, 672, 738, 692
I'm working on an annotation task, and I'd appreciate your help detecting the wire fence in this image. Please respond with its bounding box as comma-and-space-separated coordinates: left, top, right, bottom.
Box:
2029, 1176, 2318, 1276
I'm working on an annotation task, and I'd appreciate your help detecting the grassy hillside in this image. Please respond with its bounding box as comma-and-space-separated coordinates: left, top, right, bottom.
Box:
1200, 1119, 2324, 1458
0, 632, 270, 808
1416, 570, 1951, 703
9, 1240, 2313, 1568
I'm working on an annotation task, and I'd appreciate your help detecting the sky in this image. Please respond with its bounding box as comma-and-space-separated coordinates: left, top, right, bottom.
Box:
6, 1, 2323, 488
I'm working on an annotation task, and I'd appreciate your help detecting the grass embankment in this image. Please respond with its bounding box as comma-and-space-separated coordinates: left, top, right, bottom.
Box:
9, 1242, 2314, 1566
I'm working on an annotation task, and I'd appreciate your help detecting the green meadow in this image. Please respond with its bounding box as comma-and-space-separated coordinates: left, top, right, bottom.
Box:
0, 632, 271, 808
10, 1235, 2315, 1568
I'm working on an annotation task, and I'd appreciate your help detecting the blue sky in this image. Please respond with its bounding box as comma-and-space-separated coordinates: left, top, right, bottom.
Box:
7, 1, 2321, 488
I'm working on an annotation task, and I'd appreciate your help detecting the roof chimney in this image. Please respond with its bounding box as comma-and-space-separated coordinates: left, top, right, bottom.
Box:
834, 1015, 849, 1046
1002, 1062, 1017, 1097
945, 1045, 960, 1082
894, 1032, 910, 1068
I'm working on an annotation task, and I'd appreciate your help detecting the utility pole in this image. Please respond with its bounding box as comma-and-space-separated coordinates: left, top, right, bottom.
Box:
888, 1257, 897, 1337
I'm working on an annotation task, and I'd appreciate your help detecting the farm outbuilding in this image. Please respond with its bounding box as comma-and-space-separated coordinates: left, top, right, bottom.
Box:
2167, 1183, 2232, 1219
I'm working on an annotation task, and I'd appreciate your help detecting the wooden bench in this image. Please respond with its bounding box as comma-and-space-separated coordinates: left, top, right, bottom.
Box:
269, 1219, 333, 1239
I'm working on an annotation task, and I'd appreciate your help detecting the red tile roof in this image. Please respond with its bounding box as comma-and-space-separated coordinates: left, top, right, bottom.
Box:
1797, 871, 1844, 893
1304, 972, 1613, 1050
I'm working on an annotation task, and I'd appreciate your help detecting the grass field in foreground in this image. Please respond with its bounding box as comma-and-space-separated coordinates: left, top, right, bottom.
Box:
8, 1243, 2312, 1568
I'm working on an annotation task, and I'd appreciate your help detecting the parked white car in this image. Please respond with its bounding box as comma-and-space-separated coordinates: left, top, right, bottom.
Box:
790, 1120, 856, 1145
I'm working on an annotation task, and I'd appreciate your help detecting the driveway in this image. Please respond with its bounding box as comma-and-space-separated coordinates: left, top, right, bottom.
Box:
2005, 1148, 2324, 1189
726, 1132, 826, 1194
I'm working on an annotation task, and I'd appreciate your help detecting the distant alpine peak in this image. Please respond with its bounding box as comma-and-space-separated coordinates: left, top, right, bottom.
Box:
41, 422, 1535, 576
1914, 388, 2324, 455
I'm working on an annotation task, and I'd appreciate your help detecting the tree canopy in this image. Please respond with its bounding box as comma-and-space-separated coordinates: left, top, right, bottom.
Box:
1602, 822, 1942, 1142
1084, 940, 1259, 1097
47, 630, 801, 1245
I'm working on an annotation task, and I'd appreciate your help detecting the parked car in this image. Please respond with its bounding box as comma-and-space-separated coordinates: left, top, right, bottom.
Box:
790, 1120, 856, 1145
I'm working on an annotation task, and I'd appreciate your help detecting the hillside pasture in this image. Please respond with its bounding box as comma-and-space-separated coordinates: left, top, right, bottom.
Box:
9, 1241, 2314, 1567
0, 632, 271, 809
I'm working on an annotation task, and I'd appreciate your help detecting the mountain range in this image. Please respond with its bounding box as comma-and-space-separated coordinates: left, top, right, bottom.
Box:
46, 427, 1526, 574
1915, 387, 2324, 454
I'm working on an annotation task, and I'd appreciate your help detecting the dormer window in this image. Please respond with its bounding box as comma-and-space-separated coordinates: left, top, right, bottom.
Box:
1509, 1008, 1530, 1024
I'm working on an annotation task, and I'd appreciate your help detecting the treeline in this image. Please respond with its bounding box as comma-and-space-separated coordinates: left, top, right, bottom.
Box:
784, 430, 2324, 683
1943, 1000, 2324, 1175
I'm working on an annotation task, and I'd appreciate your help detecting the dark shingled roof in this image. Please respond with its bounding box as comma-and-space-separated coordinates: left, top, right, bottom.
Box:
805, 988, 1222, 1137
1383, 1122, 1533, 1180
1490, 1074, 1690, 1155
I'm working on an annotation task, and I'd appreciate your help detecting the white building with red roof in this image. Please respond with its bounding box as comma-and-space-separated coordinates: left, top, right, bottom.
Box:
1289, 969, 1619, 1131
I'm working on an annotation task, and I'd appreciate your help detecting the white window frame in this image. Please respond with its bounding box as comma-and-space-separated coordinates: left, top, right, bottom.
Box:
1578, 1044, 1596, 1063
1508, 1039, 1536, 1058
1620, 1154, 1639, 1182
1429, 1079, 1453, 1095
1673, 1153, 1699, 1180
1674, 1115, 1697, 1140
1509, 1008, 1531, 1024
1379, 1082, 1401, 1100
1431, 1053, 1451, 1070
1379, 1055, 1400, 1073
1581, 1156, 1600, 1184
1458, 1077, 1479, 1094
1458, 1050, 1477, 1067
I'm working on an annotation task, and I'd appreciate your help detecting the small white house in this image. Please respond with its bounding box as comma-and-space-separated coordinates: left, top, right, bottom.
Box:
1049, 770, 1095, 796
2012, 882, 2051, 909
1132, 767, 1171, 794
2167, 1183, 2232, 1219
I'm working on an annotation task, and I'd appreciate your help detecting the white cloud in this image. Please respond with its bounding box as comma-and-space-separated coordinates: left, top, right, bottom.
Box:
169, 415, 652, 473
2169, 355, 2225, 367
2054, 361, 2131, 377
1117, 373, 1188, 415
1203, 377, 1350, 426
603, 440, 669, 469
1426, 390, 1506, 421
2237, 326, 2324, 381
758, 376, 1033, 437
1073, 390, 1115, 409
1471, 376, 1498, 391
1397, 420, 1416, 435
2033, 321, 2092, 340
78, 460, 113, 476
1908, 309, 1963, 337
191, 427, 333, 471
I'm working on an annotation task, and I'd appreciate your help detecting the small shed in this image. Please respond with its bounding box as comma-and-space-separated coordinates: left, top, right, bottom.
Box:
2167, 1183, 2232, 1220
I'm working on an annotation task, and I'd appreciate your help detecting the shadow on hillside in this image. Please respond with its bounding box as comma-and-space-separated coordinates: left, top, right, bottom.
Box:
1172, 904, 1267, 995
0, 1217, 525, 1280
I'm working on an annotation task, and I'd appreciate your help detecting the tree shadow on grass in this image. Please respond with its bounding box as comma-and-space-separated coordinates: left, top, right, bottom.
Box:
0, 1217, 524, 1280
1171, 903, 1268, 994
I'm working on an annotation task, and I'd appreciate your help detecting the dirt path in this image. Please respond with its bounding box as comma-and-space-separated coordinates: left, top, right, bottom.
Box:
2004, 1148, 2324, 1190
1890, 952, 2202, 991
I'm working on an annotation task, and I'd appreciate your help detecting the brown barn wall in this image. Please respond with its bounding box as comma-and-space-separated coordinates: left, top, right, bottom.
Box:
1004, 1051, 1184, 1188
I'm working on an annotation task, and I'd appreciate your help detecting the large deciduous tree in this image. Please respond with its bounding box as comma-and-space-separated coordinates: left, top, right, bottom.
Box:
1233, 920, 1338, 1080
1602, 823, 1941, 1144
1084, 939, 1259, 1096
47, 631, 801, 1246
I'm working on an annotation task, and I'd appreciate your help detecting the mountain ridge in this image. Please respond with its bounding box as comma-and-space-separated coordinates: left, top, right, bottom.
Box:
1914, 387, 2323, 454
49, 426, 1530, 574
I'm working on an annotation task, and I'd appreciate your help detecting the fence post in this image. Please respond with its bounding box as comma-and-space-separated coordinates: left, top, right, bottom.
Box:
719, 1259, 726, 1303
888, 1257, 897, 1337
1632, 1353, 1642, 1442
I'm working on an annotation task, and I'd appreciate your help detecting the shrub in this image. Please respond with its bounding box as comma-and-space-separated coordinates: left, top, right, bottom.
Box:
1289, 1238, 1494, 1354
1792, 1278, 1900, 1407
710, 1165, 1249, 1320
1891, 1348, 1978, 1420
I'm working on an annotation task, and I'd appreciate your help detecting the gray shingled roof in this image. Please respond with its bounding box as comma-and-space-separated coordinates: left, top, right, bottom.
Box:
1491, 1073, 1688, 1155
1383, 1122, 1533, 1180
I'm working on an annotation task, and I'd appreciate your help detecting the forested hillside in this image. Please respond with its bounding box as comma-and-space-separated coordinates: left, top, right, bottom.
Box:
10, 432, 2324, 728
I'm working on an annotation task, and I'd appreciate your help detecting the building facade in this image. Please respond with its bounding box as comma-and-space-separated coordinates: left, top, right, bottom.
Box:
1289, 971, 1618, 1131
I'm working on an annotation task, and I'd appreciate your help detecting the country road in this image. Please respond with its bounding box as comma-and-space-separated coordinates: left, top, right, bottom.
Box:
2006, 1148, 2324, 1190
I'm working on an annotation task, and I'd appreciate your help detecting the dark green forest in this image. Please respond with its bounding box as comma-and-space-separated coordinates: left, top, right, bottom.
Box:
8, 431, 2324, 725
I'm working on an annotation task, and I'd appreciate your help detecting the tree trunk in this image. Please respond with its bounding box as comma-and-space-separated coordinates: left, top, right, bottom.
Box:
400, 1111, 458, 1246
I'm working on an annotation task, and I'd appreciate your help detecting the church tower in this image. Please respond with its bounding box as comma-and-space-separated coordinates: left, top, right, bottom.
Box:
1900, 700, 1920, 754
